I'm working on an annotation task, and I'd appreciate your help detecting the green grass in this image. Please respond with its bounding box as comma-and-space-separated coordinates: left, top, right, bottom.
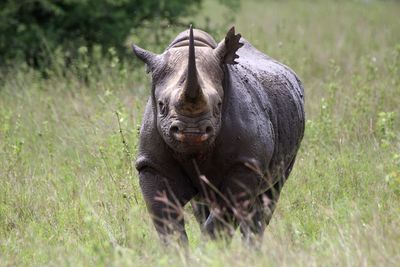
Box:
1, 0, 399, 266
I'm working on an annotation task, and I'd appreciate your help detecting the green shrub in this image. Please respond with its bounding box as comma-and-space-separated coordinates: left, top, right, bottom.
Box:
0, 0, 201, 66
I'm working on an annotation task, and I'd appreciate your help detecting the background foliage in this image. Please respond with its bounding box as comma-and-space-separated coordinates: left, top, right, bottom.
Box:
0, 0, 399, 266
0, 0, 203, 65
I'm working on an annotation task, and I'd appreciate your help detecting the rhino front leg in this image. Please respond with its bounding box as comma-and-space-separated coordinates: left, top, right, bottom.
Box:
139, 168, 196, 245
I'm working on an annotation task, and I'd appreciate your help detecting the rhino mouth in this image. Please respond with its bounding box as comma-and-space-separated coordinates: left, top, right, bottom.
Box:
173, 131, 211, 144
162, 117, 219, 154
171, 127, 213, 144
163, 116, 217, 153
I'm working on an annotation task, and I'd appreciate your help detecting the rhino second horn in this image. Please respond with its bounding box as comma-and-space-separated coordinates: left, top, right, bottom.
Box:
184, 25, 201, 101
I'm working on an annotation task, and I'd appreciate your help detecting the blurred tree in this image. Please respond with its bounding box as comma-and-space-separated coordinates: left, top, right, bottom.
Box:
0, 0, 201, 65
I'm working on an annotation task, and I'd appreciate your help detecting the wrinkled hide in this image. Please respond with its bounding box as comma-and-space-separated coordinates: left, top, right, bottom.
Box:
133, 26, 305, 245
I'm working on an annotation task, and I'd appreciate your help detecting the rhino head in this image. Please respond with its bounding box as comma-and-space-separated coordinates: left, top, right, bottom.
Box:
133, 26, 243, 154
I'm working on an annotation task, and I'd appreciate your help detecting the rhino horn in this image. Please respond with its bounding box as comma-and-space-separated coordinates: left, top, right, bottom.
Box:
182, 25, 202, 102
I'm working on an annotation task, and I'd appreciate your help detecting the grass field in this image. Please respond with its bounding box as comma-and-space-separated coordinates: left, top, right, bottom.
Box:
1, 0, 399, 266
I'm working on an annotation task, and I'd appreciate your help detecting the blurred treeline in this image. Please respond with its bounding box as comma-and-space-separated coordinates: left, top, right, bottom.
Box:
0, 0, 238, 68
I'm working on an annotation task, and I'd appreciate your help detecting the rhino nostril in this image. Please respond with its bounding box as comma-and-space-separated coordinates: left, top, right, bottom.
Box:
205, 126, 213, 134
170, 126, 179, 134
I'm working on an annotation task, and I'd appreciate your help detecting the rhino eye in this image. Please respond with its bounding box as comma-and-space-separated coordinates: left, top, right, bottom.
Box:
214, 101, 222, 116
158, 101, 167, 115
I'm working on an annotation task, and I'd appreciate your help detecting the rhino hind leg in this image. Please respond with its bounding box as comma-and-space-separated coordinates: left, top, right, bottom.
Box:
239, 156, 298, 245
261, 155, 298, 226
239, 197, 267, 246
238, 187, 282, 247
202, 165, 263, 241
262, 181, 283, 226
191, 196, 210, 228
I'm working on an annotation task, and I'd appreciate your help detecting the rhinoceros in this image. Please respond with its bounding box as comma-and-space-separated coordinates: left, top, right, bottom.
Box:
133, 26, 304, 244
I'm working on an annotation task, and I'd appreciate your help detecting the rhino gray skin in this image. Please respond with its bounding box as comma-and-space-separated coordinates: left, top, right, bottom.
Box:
133, 26, 304, 245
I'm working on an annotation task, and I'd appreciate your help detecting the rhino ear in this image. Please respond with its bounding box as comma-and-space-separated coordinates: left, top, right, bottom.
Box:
214, 26, 244, 65
132, 44, 159, 73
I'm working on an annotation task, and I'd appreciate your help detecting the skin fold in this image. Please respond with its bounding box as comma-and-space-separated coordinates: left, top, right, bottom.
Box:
133, 26, 305, 245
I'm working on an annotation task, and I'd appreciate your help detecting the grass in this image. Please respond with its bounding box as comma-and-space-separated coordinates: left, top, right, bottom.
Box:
1, 0, 399, 266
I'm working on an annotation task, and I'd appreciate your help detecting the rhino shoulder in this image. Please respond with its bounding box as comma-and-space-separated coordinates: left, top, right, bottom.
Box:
235, 38, 304, 100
